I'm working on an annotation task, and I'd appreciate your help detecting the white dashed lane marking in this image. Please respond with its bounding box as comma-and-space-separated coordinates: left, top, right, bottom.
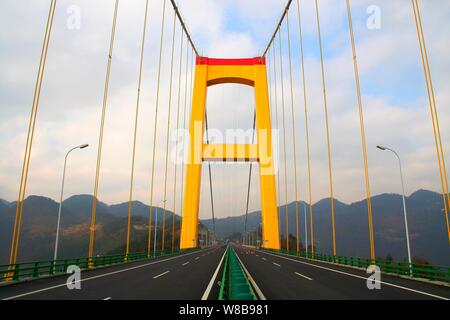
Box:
153, 271, 170, 279
295, 272, 313, 281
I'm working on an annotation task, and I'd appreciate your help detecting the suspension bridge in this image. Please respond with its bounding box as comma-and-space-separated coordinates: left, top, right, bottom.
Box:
0, 0, 449, 300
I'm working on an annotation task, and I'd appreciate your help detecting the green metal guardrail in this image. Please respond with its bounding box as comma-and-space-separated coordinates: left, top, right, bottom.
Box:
262, 248, 450, 284
0, 248, 196, 283
219, 246, 257, 300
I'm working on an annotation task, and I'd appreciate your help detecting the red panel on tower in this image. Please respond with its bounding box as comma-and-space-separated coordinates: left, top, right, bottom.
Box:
196, 56, 266, 66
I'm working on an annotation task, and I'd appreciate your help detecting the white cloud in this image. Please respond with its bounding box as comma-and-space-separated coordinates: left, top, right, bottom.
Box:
0, 0, 449, 222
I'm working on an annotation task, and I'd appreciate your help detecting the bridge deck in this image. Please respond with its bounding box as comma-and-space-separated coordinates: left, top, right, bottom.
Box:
0, 245, 449, 300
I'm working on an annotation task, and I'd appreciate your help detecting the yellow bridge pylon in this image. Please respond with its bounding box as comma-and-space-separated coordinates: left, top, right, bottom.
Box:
180, 57, 280, 250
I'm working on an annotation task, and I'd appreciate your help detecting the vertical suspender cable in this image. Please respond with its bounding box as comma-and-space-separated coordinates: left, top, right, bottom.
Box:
161, 12, 177, 255
346, 0, 375, 260
9, 0, 57, 267
265, 48, 274, 246
412, 0, 450, 241
147, 0, 167, 257
278, 31, 290, 251
172, 29, 185, 253
296, 0, 314, 256
244, 113, 257, 234
204, 113, 216, 232
179, 44, 192, 235
272, 44, 282, 247
125, 0, 149, 258
286, 12, 300, 254
88, 0, 120, 261
180, 48, 192, 223
315, 0, 337, 256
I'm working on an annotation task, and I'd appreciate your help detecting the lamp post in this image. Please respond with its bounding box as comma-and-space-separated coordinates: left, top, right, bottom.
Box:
54, 144, 89, 262
377, 145, 412, 275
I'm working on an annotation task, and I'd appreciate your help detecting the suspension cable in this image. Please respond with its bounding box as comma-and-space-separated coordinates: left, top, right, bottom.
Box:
296, 0, 314, 256
9, 0, 57, 267
125, 0, 149, 258
286, 12, 300, 254
314, 0, 337, 256
265, 47, 274, 246
263, 0, 293, 56
179, 44, 192, 235
172, 29, 185, 253
244, 113, 257, 234
88, 0, 120, 260
161, 12, 178, 255
272, 41, 282, 247
278, 28, 290, 251
412, 0, 450, 241
169, 0, 199, 56
204, 113, 216, 233
345, 0, 375, 260
147, 0, 167, 257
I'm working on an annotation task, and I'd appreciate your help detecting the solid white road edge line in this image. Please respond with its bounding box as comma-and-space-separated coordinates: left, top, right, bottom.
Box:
261, 251, 449, 300
2, 249, 209, 300
201, 247, 228, 300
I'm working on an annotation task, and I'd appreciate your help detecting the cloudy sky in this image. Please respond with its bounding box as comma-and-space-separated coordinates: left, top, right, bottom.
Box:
0, 0, 449, 220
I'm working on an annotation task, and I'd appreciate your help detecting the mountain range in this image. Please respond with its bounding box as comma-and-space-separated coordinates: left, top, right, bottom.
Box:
202, 189, 450, 266
0, 195, 181, 264
1, 189, 449, 266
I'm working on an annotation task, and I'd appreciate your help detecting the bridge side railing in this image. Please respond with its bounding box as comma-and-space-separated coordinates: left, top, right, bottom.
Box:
263, 249, 450, 284
0, 249, 194, 283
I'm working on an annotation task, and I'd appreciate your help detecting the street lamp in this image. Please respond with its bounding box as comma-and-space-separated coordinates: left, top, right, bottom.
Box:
377, 145, 412, 275
54, 144, 89, 262
153, 200, 166, 257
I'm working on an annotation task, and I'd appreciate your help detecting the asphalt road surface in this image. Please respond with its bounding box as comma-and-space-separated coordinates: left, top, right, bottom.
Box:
233, 245, 450, 300
2, 244, 449, 300
0, 246, 227, 300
